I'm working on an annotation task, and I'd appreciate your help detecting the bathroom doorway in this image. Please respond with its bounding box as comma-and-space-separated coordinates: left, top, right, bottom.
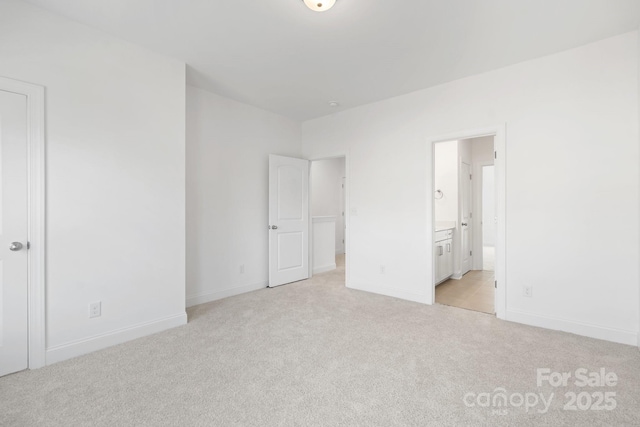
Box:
428, 126, 506, 318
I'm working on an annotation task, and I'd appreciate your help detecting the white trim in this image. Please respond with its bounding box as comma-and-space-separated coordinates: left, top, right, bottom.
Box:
186, 281, 267, 308
46, 313, 187, 364
506, 310, 637, 346
0, 76, 46, 369
313, 263, 336, 275
427, 124, 507, 320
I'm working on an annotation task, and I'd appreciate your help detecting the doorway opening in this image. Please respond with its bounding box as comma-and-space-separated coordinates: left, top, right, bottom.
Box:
309, 157, 346, 285
428, 126, 506, 318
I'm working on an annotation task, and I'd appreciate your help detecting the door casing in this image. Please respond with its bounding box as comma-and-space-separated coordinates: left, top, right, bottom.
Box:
0, 76, 46, 369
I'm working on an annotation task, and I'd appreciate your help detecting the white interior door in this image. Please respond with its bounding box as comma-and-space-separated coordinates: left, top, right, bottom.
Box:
269, 155, 310, 287
460, 162, 472, 275
0, 90, 29, 377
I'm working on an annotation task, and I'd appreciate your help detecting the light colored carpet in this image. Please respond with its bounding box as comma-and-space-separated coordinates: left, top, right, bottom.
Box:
2, 256, 639, 426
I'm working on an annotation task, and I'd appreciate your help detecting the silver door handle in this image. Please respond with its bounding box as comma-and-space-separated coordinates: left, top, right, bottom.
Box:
9, 242, 23, 251
270, 225, 278, 230
438, 245, 443, 256
461, 223, 468, 226
446, 243, 451, 252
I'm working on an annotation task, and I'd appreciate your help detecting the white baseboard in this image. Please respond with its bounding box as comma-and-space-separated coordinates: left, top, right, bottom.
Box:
313, 263, 336, 274
347, 282, 429, 304
46, 312, 187, 365
186, 281, 267, 308
505, 309, 637, 346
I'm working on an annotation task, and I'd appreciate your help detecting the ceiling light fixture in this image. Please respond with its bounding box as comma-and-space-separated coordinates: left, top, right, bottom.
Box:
329, 101, 340, 107
302, 0, 336, 12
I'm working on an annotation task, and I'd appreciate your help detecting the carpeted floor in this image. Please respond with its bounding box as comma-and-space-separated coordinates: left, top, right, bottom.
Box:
1, 256, 639, 426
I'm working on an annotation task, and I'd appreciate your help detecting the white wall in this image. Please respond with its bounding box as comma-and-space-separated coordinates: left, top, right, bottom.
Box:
0, 0, 187, 362
186, 85, 301, 307
471, 136, 495, 163
311, 157, 346, 254
312, 218, 337, 274
302, 32, 639, 345
434, 140, 458, 223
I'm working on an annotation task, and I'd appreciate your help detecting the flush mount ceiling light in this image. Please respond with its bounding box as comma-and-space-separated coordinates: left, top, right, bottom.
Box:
302, 0, 336, 12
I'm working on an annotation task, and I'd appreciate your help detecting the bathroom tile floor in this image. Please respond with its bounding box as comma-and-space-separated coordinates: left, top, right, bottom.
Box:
435, 270, 495, 314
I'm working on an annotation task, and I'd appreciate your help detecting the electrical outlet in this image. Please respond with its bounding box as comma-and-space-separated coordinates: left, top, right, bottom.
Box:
523, 286, 533, 298
380, 265, 385, 274
89, 301, 101, 318
239, 264, 245, 274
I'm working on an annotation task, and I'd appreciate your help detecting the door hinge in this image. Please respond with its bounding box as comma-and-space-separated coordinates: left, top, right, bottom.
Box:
470, 212, 473, 219
470, 250, 472, 256
494, 151, 497, 159
470, 174, 472, 180
495, 280, 497, 288
27, 241, 31, 250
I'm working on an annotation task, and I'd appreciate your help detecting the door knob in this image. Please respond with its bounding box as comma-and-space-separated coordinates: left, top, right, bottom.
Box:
270, 225, 278, 230
461, 223, 468, 226
9, 242, 23, 251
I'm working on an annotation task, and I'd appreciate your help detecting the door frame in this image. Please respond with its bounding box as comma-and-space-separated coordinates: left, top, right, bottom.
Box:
307, 153, 349, 286
427, 125, 506, 319
0, 76, 46, 369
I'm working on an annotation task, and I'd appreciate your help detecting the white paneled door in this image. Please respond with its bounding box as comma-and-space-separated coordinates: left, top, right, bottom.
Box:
0, 90, 29, 377
268, 155, 310, 287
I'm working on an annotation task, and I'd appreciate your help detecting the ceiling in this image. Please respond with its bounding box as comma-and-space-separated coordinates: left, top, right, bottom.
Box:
23, 0, 640, 121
